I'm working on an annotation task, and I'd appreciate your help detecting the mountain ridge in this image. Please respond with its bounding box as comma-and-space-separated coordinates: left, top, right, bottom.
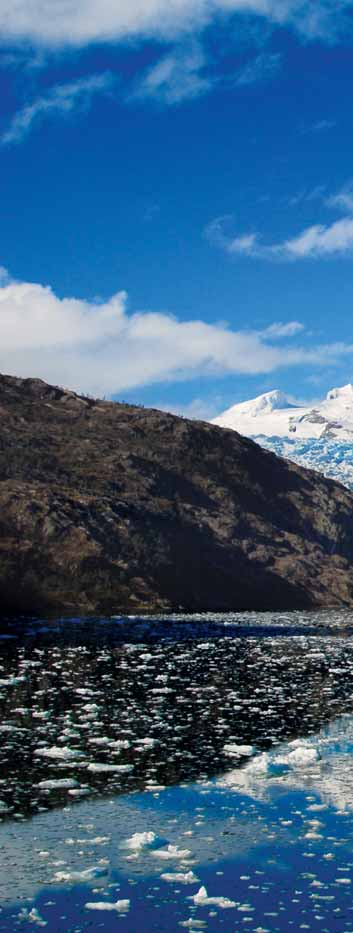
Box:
2, 372, 353, 613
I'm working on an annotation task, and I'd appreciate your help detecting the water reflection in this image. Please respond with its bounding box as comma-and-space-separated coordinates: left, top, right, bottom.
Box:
2, 714, 353, 929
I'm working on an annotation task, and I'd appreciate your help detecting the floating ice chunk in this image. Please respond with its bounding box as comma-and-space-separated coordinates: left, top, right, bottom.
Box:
36, 779, 80, 790
144, 783, 166, 792
161, 871, 199, 884
85, 899, 130, 912
189, 885, 237, 908
87, 763, 134, 773
135, 739, 158, 751
88, 737, 111, 746
275, 747, 319, 768
152, 844, 192, 860
223, 744, 255, 757
0, 676, 25, 687
52, 865, 107, 883
18, 907, 47, 926
35, 746, 85, 760
123, 831, 158, 850
75, 689, 96, 696
76, 836, 110, 845
179, 920, 207, 928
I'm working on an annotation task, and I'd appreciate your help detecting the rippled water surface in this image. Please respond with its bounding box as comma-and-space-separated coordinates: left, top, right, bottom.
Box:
1, 610, 353, 931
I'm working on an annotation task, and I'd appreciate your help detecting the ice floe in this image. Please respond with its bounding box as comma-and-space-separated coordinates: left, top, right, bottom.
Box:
189, 885, 237, 908
85, 899, 130, 912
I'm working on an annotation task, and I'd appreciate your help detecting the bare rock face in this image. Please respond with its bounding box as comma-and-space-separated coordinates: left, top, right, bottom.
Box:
1, 373, 353, 614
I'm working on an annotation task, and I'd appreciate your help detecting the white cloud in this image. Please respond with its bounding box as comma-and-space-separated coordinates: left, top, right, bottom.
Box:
2, 73, 114, 145
131, 43, 212, 105
0, 271, 353, 397
262, 321, 304, 338
326, 184, 353, 214
233, 51, 281, 85
308, 118, 336, 133
0, 0, 350, 47
158, 396, 228, 420
131, 46, 281, 107
280, 218, 353, 258
206, 214, 353, 260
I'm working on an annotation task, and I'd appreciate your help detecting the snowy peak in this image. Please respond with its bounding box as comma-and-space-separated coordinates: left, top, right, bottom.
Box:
326, 384, 353, 402
237, 389, 293, 415
212, 383, 353, 491
212, 384, 353, 441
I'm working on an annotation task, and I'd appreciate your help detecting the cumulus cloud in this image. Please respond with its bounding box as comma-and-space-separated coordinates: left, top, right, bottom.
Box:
0, 0, 350, 47
1, 73, 114, 145
206, 214, 353, 260
0, 271, 352, 397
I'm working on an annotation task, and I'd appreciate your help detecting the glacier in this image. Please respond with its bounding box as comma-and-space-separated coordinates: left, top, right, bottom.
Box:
212, 384, 353, 491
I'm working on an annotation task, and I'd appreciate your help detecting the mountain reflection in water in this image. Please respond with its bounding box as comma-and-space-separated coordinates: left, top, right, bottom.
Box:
1, 611, 353, 819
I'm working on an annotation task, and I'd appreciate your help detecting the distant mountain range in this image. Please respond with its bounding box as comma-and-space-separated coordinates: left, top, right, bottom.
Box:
212, 384, 353, 490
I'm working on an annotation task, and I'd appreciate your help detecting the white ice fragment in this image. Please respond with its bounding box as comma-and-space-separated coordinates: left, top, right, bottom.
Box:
223, 744, 255, 757
179, 920, 207, 929
88, 737, 111, 746
18, 907, 47, 926
275, 747, 319, 768
0, 676, 25, 687
85, 899, 130, 912
152, 844, 192, 860
144, 782, 166, 792
136, 737, 157, 747
52, 865, 107, 883
87, 763, 134, 773
76, 836, 110, 845
36, 779, 79, 790
123, 831, 157, 850
189, 885, 237, 908
35, 746, 85, 760
161, 871, 199, 884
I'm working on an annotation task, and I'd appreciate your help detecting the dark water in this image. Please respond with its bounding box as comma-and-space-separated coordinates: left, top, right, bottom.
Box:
1, 611, 353, 931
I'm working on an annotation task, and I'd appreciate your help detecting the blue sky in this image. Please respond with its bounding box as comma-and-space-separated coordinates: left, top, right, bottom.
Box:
2, 1, 353, 418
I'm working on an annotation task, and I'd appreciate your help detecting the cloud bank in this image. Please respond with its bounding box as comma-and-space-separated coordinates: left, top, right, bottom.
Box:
0, 0, 350, 47
0, 271, 352, 398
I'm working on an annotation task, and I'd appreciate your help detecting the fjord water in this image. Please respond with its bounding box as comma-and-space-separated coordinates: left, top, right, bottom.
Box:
2, 613, 353, 930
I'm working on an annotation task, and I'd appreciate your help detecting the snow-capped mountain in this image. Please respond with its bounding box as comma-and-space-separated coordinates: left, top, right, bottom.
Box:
212, 384, 353, 490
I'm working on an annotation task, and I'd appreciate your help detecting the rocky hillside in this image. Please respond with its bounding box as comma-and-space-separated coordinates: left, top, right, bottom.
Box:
1, 373, 353, 614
